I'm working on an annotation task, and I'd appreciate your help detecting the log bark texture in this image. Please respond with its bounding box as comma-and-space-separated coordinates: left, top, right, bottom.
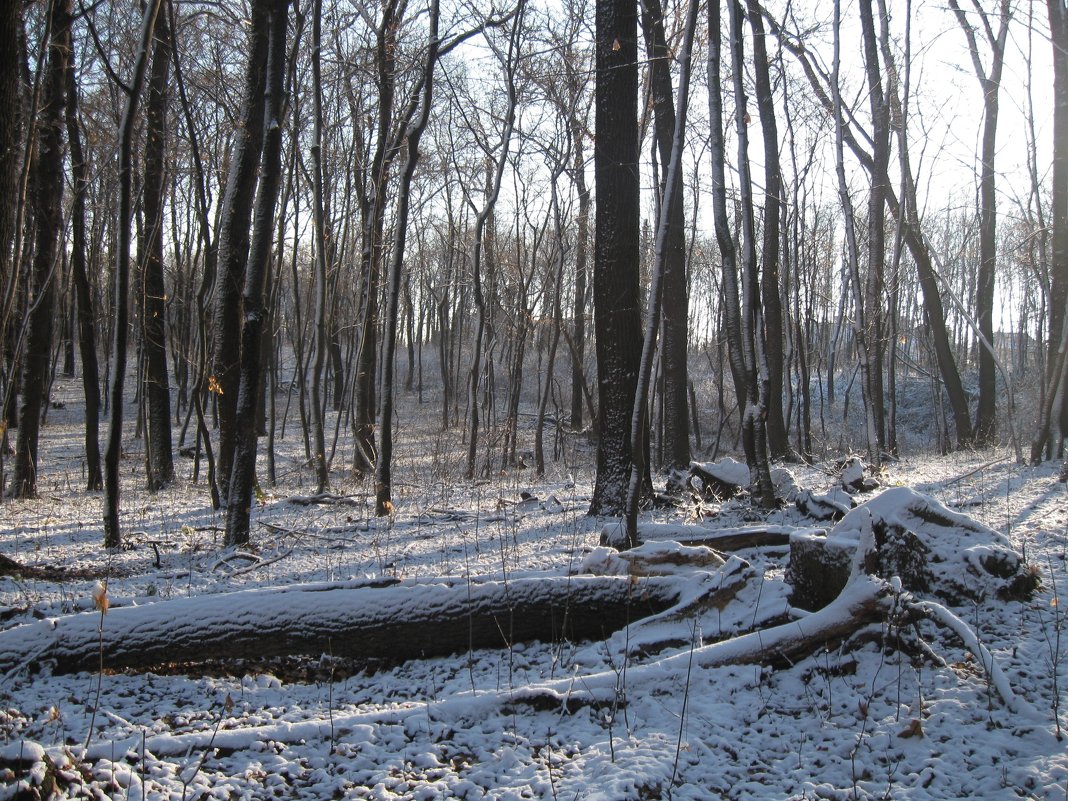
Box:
0, 575, 686, 675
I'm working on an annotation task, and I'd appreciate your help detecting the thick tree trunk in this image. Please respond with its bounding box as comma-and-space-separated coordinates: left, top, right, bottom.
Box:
9, 0, 68, 498
590, 0, 643, 516
209, 1, 270, 501
0, 575, 687, 675
140, 6, 175, 491
224, 0, 290, 547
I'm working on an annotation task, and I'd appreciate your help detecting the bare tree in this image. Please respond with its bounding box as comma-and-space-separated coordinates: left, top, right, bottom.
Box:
949, 0, 1011, 447
224, 0, 291, 547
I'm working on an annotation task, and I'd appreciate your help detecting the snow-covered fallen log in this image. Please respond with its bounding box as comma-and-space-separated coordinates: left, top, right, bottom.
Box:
786, 486, 1037, 608
82, 575, 893, 761
603, 521, 823, 551
0, 574, 689, 676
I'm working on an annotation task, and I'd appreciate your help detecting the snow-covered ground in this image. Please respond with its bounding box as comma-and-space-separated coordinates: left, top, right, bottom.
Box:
1, 377, 1066, 800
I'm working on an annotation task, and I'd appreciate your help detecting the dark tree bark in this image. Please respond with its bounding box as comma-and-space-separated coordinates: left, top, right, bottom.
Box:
224, 0, 290, 547
63, 21, 102, 491
949, 0, 1010, 447
9, 0, 68, 498
0, 575, 688, 676
1041, 0, 1068, 459
140, 5, 175, 490
0, 0, 20, 382
376, 1, 443, 515
307, 0, 330, 493
352, 0, 401, 480
746, 0, 790, 462
640, 0, 690, 473
707, 0, 748, 422
620, 0, 699, 547
103, 0, 165, 546
571, 133, 590, 432
728, 0, 776, 507
858, 0, 890, 455
209, 1, 270, 502
589, 0, 644, 516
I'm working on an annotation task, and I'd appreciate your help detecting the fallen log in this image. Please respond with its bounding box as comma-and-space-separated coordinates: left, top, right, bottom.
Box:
603, 521, 824, 551
0, 575, 688, 676
786, 486, 1038, 609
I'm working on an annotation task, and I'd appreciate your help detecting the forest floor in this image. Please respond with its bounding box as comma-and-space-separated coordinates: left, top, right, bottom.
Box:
0, 377, 1066, 800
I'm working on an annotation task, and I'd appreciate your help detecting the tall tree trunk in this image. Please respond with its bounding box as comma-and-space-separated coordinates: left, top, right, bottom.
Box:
746, 0, 790, 462
949, 0, 1010, 447
1035, 0, 1068, 460
0, 0, 20, 404
352, 0, 401, 479
858, 0, 889, 454
729, 0, 776, 507
141, 5, 174, 490
209, 0, 270, 502
224, 0, 290, 547
831, 0, 880, 467
570, 131, 590, 431
707, 0, 747, 423
103, 0, 164, 545
63, 21, 102, 491
640, 0, 690, 474
9, 0, 68, 498
307, 0, 330, 492
622, 0, 699, 547
589, 0, 643, 516
375, 0, 441, 516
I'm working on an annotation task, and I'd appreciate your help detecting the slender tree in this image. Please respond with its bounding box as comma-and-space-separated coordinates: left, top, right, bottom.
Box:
63, 17, 102, 491
307, 0, 330, 492
728, 0, 776, 506
640, 0, 690, 475
104, 0, 165, 545
746, 0, 791, 461
225, 0, 290, 547
210, 0, 271, 502
949, 0, 1011, 446
623, 0, 699, 546
376, 0, 442, 516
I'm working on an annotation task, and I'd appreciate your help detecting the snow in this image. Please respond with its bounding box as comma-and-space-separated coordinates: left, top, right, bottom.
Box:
0, 378, 1066, 799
